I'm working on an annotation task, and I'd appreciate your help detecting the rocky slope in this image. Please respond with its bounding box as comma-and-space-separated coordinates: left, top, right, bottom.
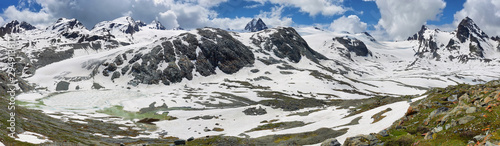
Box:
340, 80, 500, 146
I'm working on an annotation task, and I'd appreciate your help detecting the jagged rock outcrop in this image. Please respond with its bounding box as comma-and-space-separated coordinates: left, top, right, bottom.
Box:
0, 20, 36, 37
245, 18, 268, 32
410, 26, 442, 59
334, 36, 372, 57
48, 18, 87, 39
91, 16, 140, 35
455, 17, 488, 43
251, 27, 327, 63
147, 20, 166, 30
409, 17, 496, 62
447, 17, 488, 58
104, 27, 254, 86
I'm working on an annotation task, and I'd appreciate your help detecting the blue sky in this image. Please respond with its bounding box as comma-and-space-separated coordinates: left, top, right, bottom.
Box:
0, 0, 498, 40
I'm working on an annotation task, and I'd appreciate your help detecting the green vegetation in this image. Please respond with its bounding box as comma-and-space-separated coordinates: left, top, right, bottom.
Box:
97, 105, 177, 121
379, 80, 500, 145
246, 121, 306, 132
186, 128, 347, 146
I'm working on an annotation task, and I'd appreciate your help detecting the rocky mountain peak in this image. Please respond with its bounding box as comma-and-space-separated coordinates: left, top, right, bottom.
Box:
147, 20, 166, 30
0, 20, 36, 37
136, 20, 147, 27
456, 17, 488, 43
92, 16, 140, 34
407, 25, 429, 41
49, 18, 86, 32
245, 18, 268, 32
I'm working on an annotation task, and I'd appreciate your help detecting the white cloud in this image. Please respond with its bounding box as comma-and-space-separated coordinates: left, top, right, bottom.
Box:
329, 15, 367, 33
246, 0, 346, 16
0, 16, 4, 26
270, 0, 345, 16
181, 0, 228, 7
453, 0, 500, 36
158, 10, 179, 29
374, 0, 446, 40
256, 6, 293, 27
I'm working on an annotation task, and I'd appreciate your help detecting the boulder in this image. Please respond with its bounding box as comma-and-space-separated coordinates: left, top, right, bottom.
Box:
466, 107, 477, 114
343, 134, 381, 146
448, 95, 458, 102
378, 130, 389, 137
92, 82, 104, 90
56, 81, 70, 91
174, 139, 186, 145
321, 138, 341, 146
458, 115, 475, 125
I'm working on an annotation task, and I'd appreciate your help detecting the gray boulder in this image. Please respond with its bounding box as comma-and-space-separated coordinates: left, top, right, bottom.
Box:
458, 115, 475, 125
56, 81, 70, 91
111, 71, 121, 80
321, 138, 341, 146
343, 134, 381, 146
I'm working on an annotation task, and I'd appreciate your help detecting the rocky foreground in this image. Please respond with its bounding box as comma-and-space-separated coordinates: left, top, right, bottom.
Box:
340, 80, 500, 146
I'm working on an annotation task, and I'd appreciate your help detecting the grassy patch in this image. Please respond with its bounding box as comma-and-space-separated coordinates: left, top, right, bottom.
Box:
97, 105, 176, 121
247, 121, 306, 132
371, 108, 392, 123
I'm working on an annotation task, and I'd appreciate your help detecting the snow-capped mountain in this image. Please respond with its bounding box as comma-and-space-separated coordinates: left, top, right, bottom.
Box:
0, 20, 36, 37
146, 20, 166, 30
2, 17, 500, 145
245, 18, 268, 32
409, 17, 499, 62
91, 16, 140, 35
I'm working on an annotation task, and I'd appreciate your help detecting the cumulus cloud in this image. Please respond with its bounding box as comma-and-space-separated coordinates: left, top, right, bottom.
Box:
453, 0, 500, 36
374, 0, 446, 40
158, 10, 179, 29
329, 15, 367, 33
246, 0, 346, 16
0, 16, 4, 26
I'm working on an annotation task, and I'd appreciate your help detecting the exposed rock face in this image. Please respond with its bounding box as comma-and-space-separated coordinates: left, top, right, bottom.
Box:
147, 20, 166, 30
456, 17, 488, 43
92, 16, 140, 35
105, 27, 254, 86
33, 48, 74, 68
50, 18, 85, 32
0, 20, 36, 37
409, 17, 495, 61
447, 17, 487, 59
245, 18, 268, 32
252, 27, 327, 63
334, 36, 371, 57
242, 107, 267, 115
